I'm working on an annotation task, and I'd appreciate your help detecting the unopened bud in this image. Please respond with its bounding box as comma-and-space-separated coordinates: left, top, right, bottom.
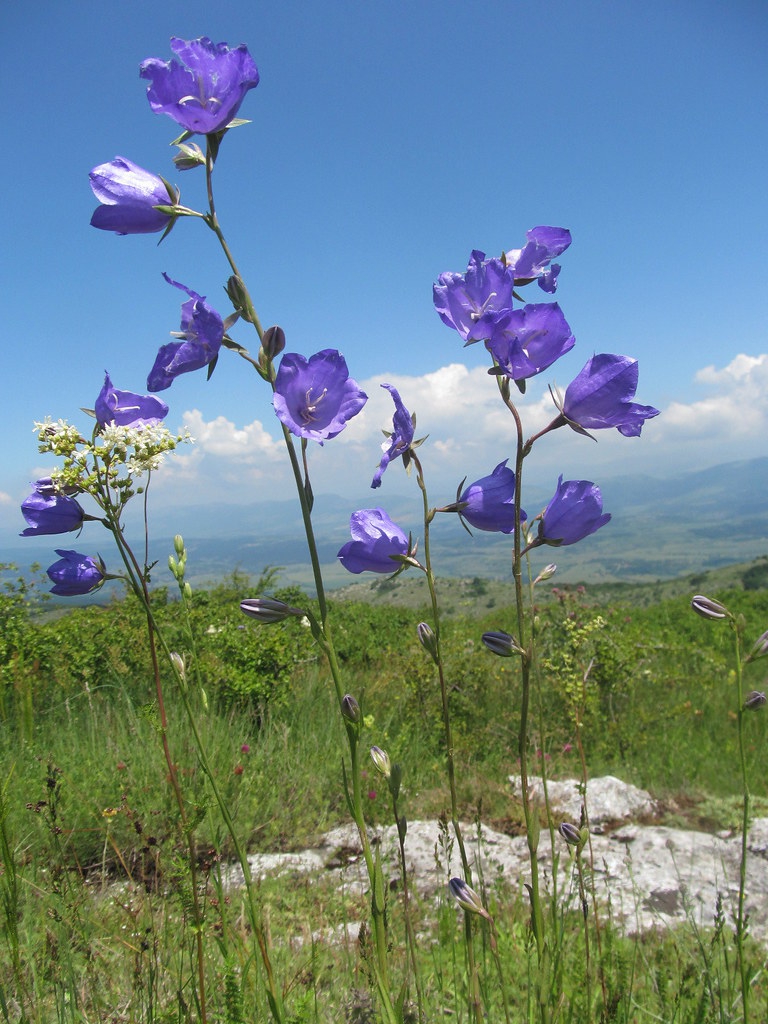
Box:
747, 630, 768, 663
534, 563, 557, 585
173, 142, 205, 170
481, 630, 523, 657
744, 690, 767, 711
174, 534, 185, 557
448, 877, 492, 920
225, 276, 253, 322
417, 621, 439, 662
341, 694, 361, 724
691, 595, 729, 621
240, 597, 305, 623
183, 582, 192, 601
169, 652, 186, 680
558, 822, 588, 849
370, 745, 391, 778
261, 325, 286, 360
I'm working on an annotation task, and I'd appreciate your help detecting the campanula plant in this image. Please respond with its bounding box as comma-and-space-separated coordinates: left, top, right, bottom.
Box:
19, 30, 670, 1024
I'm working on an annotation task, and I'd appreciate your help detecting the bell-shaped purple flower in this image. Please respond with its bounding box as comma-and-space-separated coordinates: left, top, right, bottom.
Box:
140, 37, 260, 135
484, 303, 575, 383
47, 550, 106, 597
273, 350, 367, 442
95, 373, 169, 428
563, 354, 660, 438
147, 275, 225, 392
21, 482, 85, 537
338, 508, 409, 574
90, 157, 178, 235
457, 461, 526, 534
506, 226, 572, 292
538, 476, 611, 547
433, 250, 516, 344
372, 384, 415, 488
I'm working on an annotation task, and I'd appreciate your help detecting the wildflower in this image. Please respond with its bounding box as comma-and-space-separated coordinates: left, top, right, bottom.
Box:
140, 37, 260, 135
89, 157, 179, 235
147, 275, 225, 392
95, 372, 169, 428
536, 476, 611, 547
273, 350, 367, 442
21, 482, 85, 537
484, 303, 575, 383
433, 250, 516, 344
372, 384, 415, 488
337, 508, 410, 574
47, 549, 106, 597
562, 354, 659, 437
505, 225, 572, 292
454, 460, 525, 534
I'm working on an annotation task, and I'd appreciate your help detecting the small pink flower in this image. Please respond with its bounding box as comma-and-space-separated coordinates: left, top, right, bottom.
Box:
240, 744, 251, 754
562, 743, 573, 754
233, 764, 244, 776
368, 790, 377, 801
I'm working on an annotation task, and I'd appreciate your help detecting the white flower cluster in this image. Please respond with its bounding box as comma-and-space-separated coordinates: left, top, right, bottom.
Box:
98, 423, 193, 475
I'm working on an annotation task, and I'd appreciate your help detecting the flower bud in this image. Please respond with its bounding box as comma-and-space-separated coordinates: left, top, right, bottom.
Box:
558, 822, 586, 848
341, 694, 361, 724
174, 534, 185, 557
448, 877, 492, 920
744, 690, 767, 711
417, 621, 439, 662
370, 745, 391, 778
225, 276, 253, 322
173, 142, 206, 170
262, 325, 286, 360
240, 597, 305, 623
169, 652, 186, 680
481, 630, 523, 657
691, 595, 729, 621
534, 563, 557, 585
747, 630, 768, 662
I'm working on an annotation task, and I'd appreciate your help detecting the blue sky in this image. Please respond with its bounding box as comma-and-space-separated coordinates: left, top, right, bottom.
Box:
3, 0, 768, 558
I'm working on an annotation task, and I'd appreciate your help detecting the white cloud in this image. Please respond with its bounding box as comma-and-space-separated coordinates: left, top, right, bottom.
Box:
0, 492, 12, 506
146, 352, 768, 509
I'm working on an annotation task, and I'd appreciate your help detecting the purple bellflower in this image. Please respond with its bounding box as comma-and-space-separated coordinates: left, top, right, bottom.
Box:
147, 275, 225, 392
90, 157, 178, 235
433, 251, 516, 344
372, 384, 415, 488
338, 508, 409, 574
484, 303, 575, 383
273, 350, 367, 442
537, 476, 611, 547
47, 550, 106, 597
95, 373, 169, 429
21, 482, 86, 537
455, 461, 526, 534
140, 37, 260, 135
562, 353, 660, 437
506, 226, 572, 292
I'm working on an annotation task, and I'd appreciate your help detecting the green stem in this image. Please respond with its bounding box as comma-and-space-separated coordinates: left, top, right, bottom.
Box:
734, 625, 751, 1023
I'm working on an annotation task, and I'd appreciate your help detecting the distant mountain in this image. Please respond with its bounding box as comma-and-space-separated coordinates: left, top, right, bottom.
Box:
6, 458, 768, 594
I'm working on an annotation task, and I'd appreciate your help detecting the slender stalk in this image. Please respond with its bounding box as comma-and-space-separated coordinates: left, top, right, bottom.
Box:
202, 148, 396, 1020
733, 625, 751, 1023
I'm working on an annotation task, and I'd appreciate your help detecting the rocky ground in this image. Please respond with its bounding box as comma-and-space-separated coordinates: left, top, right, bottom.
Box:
224, 777, 768, 948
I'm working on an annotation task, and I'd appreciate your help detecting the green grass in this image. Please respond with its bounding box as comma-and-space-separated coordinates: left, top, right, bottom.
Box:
2, 566, 768, 1020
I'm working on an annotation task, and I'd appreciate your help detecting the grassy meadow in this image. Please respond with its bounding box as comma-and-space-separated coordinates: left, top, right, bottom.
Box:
2, 559, 768, 1021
